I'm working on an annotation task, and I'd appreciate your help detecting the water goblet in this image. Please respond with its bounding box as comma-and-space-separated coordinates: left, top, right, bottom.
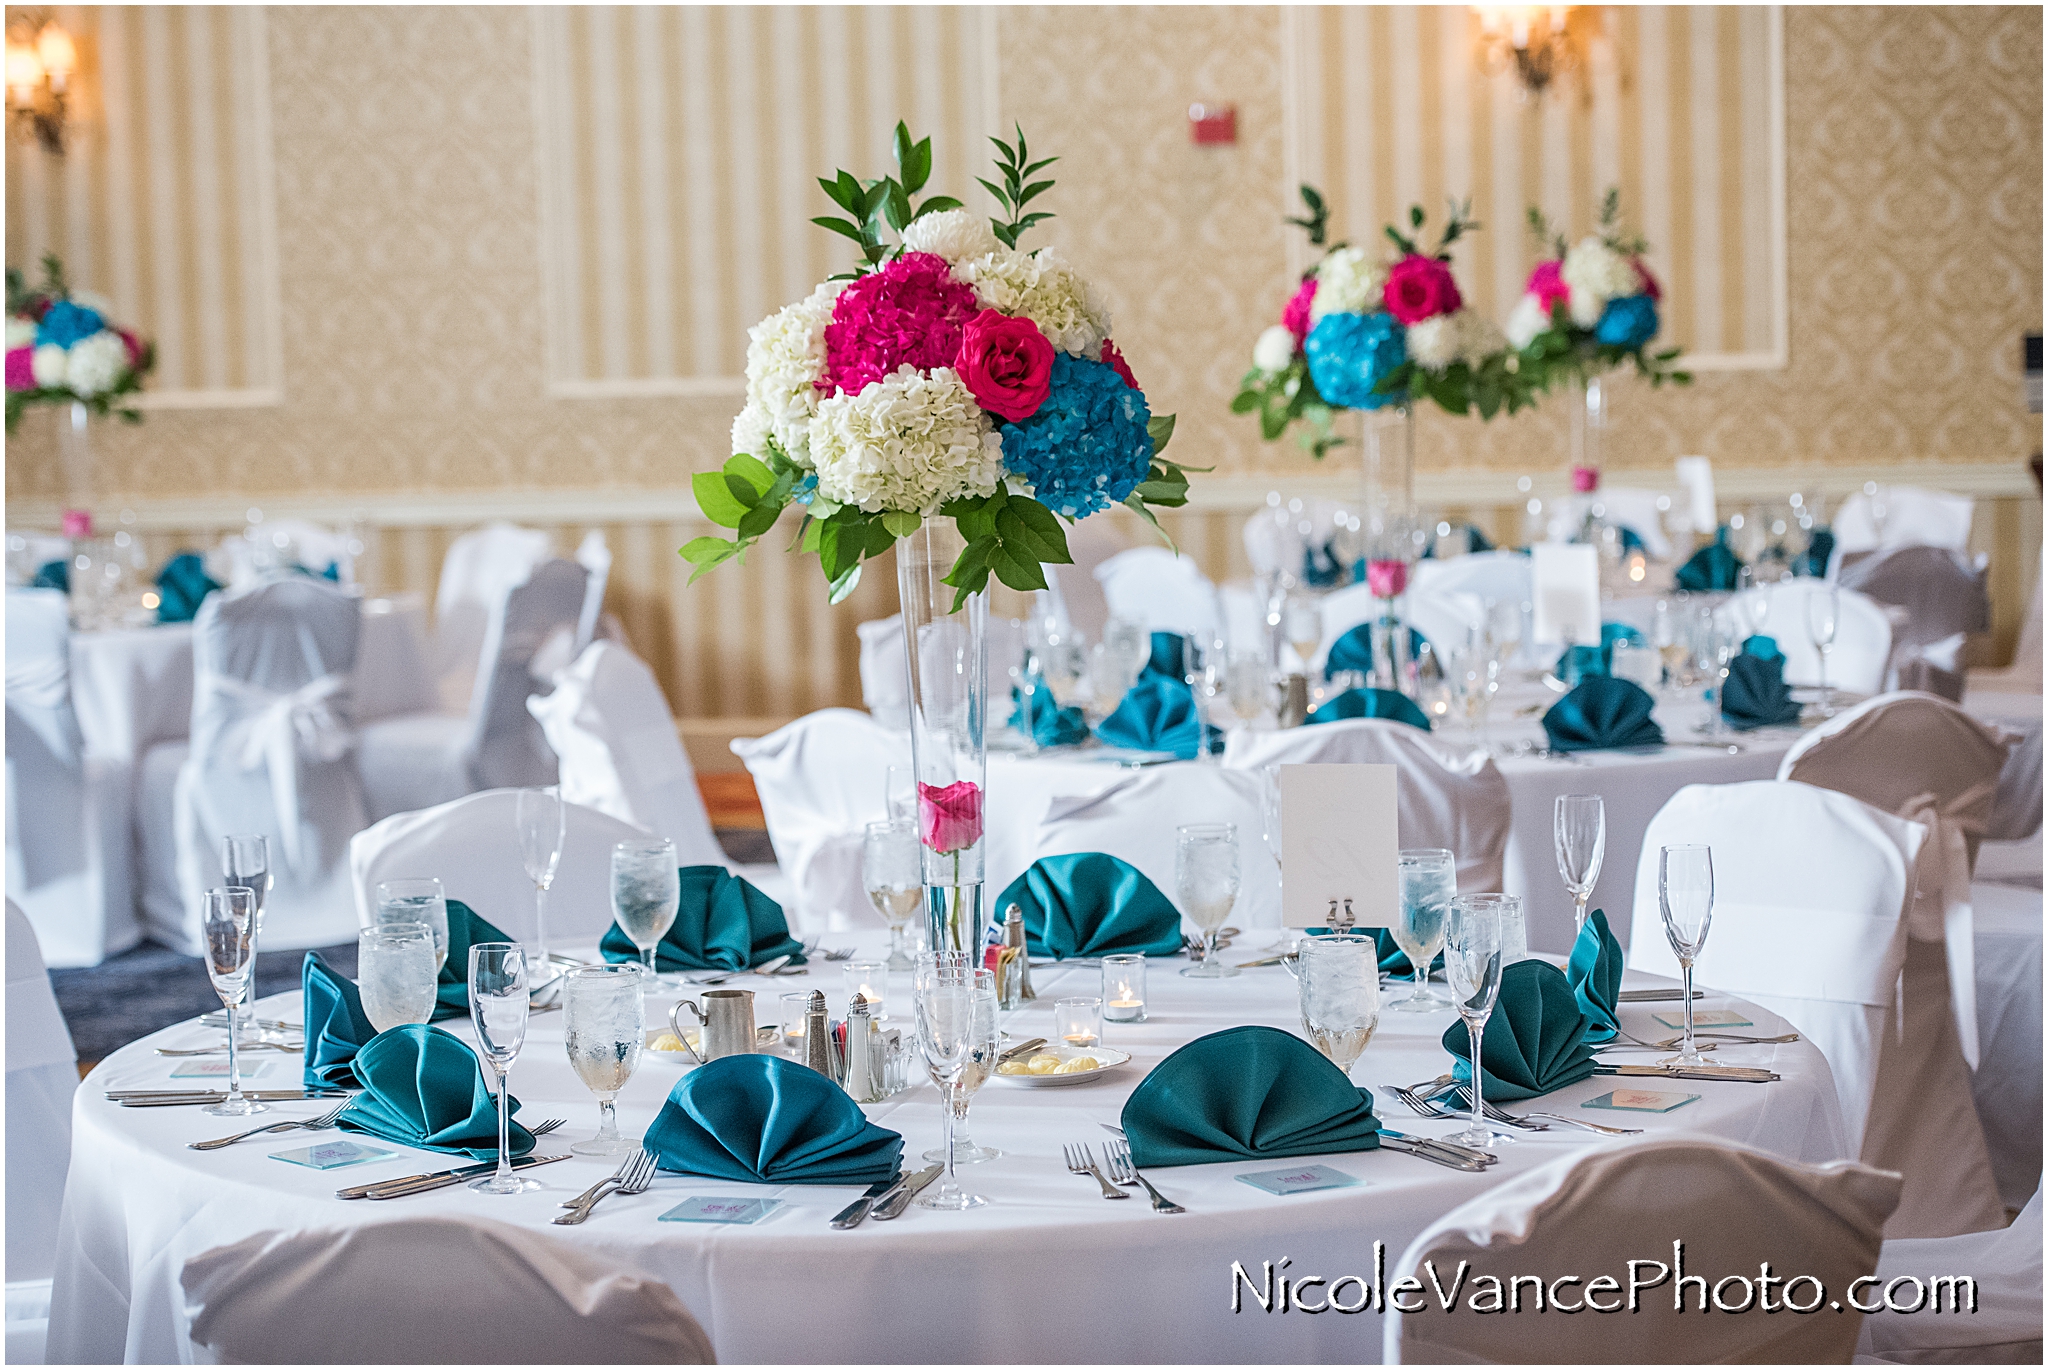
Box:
356, 922, 437, 1032
1807, 586, 1840, 717
863, 819, 922, 971
375, 878, 449, 973
923, 968, 1000, 1165
200, 887, 263, 1117
1389, 849, 1455, 1010
1297, 934, 1380, 1077
1553, 794, 1606, 932
1175, 823, 1240, 978
563, 963, 646, 1157
468, 942, 540, 1193
913, 973, 988, 1210
1658, 845, 1716, 1067
516, 786, 566, 972
1445, 895, 1512, 1148
611, 839, 680, 982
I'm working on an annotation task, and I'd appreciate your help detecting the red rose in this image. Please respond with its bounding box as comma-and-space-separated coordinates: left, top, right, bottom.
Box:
1383, 254, 1462, 324
1100, 338, 1139, 390
955, 309, 1055, 422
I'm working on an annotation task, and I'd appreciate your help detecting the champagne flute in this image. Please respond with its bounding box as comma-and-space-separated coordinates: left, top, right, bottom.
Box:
611, 838, 680, 981
221, 836, 273, 1042
1175, 823, 1240, 978
1553, 795, 1606, 932
1444, 895, 1511, 1147
563, 963, 645, 1156
468, 943, 540, 1193
1298, 934, 1379, 1077
1389, 849, 1455, 1010
1806, 586, 1839, 717
914, 971, 988, 1210
864, 819, 922, 971
923, 968, 1000, 1165
1658, 845, 1716, 1067
516, 786, 566, 973
1283, 594, 1322, 673
375, 878, 449, 973
1181, 634, 1220, 763
885, 765, 917, 824
356, 923, 437, 1031
200, 887, 262, 1117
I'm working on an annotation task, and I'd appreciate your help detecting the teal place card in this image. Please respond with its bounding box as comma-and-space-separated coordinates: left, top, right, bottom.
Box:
170, 1058, 273, 1079
270, 1139, 396, 1170
1582, 1089, 1700, 1114
1236, 1164, 1361, 1196
1650, 1008, 1753, 1030
659, 1196, 781, 1225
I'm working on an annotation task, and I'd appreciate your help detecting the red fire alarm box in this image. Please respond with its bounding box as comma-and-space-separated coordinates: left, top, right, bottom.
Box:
1189, 102, 1236, 145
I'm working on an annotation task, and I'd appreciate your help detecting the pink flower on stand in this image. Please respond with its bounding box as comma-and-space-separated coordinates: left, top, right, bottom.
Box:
4, 347, 33, 392
1571, 466, 1600, 494
1526, 260, 1569, 312
918, 780, 983, 854
1384, 255, 1462, 324
1366, 558, 1408, 600
1100, 338, 1140, 391
1281, 277, 1318, 344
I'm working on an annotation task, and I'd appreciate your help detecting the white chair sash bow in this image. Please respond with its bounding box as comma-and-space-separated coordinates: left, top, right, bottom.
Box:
208, 672, 354, 870
1897, 780, 1995, 1068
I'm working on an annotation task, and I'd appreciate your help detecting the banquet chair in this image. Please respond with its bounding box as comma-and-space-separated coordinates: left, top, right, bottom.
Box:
5, 900, 77, 1366
143, 578, 369, 955
1630, 780, 2004, 1238
429, 522, 555, 710
1093, 547, 1222, 643
856, 615, 910, 728
1973, 718, 2042, 889
1404, 549, 1531, 609
1855, 1182, 2043, 1364
1832, 485, 1975, 559
1737, 578, 1893, 695
1839, 544, 1991, 664
1384, 1135, 1900, 1364
178, 1217, 715, 1364
526, 640, 725, 869
211, 519, 352, 589
571, 528, 612, 655
1223, 719, 1512, 894
730, 709, 902, 932
1967, 881, 2044, 1212
349, 789, 650, 948
4, 587, 139, 966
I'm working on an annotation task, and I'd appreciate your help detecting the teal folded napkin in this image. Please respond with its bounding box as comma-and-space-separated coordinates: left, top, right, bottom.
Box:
1742, 634, 1781, 661
302, 951, 378, 1090
1096, 672, 1211, 759
1675, 529, 1743, 592
1798, 528, 1835, 578
1307, 687, 1432, 731
433, 900, 513, 1021
1564, 908, 1624, 1046
1010, 677, 1089, 746
1121, 1025, 1383, 1168
335, 1023, 534, 1160
154, 551, 220, 623
1553, 622, 1644, 685
599, 866, 805, 972
1323, 623, 1429, 681
31, 559, 67, 593
1442, 960, 1598, 1101
643, 1053, 903, 1185
1721, 651, 1802, 730
1361, 926, 1444, 977
1542, 676, 1663, 752
997, 852, 1186, 960
1146, 631, 1187, 680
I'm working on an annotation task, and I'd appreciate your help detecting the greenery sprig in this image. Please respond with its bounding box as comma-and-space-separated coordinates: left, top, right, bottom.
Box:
812, 122, 964, 279
1283, 183, 1333, 249
979, 124, 1057, 250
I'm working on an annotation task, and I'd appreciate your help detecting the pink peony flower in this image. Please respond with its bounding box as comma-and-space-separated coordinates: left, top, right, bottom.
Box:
1366, 558, 1409, 599
1281, 276, 1318, 343
61, 509, 93, 538
918, 780, 983, 854
1383, 255, 1462, 324
820, 252, 979, 397
4, 346, 33, 392
1100, 338, 1139, 390
1630, 257, 1662, 302
1572, 466, 1600, 494
1527, 259, 1570, 312
955, 309, 1054, 421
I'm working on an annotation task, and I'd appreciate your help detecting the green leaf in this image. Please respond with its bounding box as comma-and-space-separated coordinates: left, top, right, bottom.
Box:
881, 509, 922, 539
680, 536, 737, 566
977, 176, 1011, 211
1229, 389, 1262, 415
903, 137, 932, 195
861, 517, 898, 559
1022, 156, 1059, 178
818, 173, 859, 213
725, 452, 775, 496
736, 501, 783, 540
1013, 212, 1054, 232
1122, 495, 1178, 554
893, 122, 914, 176
987, 541, 1048, 593
910, 195, 963, 220
1016, 179, 1056, 207
1146, 413, 1177, 454
995, 499, 1070, 565
812, 216, 867, 244
941, 537, 993, 590
827, 562, 863, 604
693, 471, 751, 529
884, 180, 913, 233
952, 488, 1004, 542
991, 222, 1018, 250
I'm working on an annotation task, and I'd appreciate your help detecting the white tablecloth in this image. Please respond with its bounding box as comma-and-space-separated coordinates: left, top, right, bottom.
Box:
52, 936, 1847, 1364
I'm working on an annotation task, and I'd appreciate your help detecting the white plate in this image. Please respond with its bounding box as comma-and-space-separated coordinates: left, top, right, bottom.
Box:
993, 1043, 1132, 1087
643, 1027, 783, 1065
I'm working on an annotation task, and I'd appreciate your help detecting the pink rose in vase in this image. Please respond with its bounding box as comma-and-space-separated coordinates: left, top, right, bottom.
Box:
955, 309, 1055, 421
918, 780, 984, 854
1572, 466, 1600, 494
1384, 255, 1462, 324
1366, 558, 1409, 600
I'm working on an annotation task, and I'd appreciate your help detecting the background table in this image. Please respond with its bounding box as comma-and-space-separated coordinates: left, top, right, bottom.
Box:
52, 935, 1847, 1364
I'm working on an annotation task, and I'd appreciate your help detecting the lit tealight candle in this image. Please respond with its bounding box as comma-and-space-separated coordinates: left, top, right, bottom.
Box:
1102, 954, 1147, 1023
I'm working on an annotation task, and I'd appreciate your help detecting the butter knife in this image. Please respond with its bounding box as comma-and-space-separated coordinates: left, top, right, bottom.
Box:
997, 1037, 1047, 1064
1616, 988, 1703, 1003
1376, 1132, 1489, 1172
829, 1173, 905, 1230
1597, 1063, 1779, 1082
1378, 1128, 1498, 1167
338, 1153, 567, 1200
869, 1164, 942, 1220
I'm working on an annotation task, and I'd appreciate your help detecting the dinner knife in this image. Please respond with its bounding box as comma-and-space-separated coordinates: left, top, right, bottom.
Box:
1376, 1133, 1489, 1172
1616, 988, 1704, 1003
868, 1164, 942, 1220
829, 1173, 906, 1230
1596, 1063, 1780, 1083
1378, 1128, 1498, 1167
110, 1089, 341, 1106
996, 1037, 1047, 1064
344, 1153, 572, 1200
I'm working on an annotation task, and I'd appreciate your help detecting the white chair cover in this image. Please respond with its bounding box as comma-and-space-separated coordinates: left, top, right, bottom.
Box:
1217, 582, 1268, 654
1223, 719, 1513, 894
1834, 485, 1975, 557
164, 578, 368, 955
1405, 550, 1532, 608
856, 615, 910, 729
1401, 591, 1488, 666
572, 529, 612, 653
1855, 1182, 2042, 1364
1545, 485, 1675, 559
431, 523, 554, 709
1840, 544, 1992, 650
349, 789, 651, 948
730, 709, 902, 932
1738, 578, 1894, 695
1093, 547, 1222, 643
1975, 719, 2044, 889
5, 588, 138, 966
178, 1217, 715, 1364
210, 520, 351, 590
6, 900, 77, 1292
1386, 1135, 1900, 1365
1967, 881, 2043, 1212
527, 641, 724, 869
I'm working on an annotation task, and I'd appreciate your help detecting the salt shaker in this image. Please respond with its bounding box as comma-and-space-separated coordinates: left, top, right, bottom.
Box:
803, 990, 836, 1081
998, 903, 1035, 1009
843, 993, 884, 1102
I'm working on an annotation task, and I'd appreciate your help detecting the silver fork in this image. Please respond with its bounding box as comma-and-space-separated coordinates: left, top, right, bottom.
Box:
1381, 1082, 1458, 1120
529, 1117, 567, 1137
560, 1150, 644, 1211
1438, 1086, 1643, 1137
189, 1098, 353, 1150
157, 1042, 302, 1055
554, 1148, 656, 1224
1649, 1031, 1799, 1047
1062, 1143, 1128, 1199
1102, 1141, 1183, 1213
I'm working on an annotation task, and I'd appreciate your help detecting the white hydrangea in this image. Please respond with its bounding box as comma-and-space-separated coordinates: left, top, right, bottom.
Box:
1251, 325, 1297, 373
899, 207, 999, 263
30, 343, 67, 388
953, 245, 1111, 357
1308, 246, 1388, 320
1504, 293, 1552, 350
810, 365, 1006, 515
1454, 309, 1504, 368
1405, 314, 1462, 371
729, 401, 774, 461
6, 316, 35, 350
1561, 237, 1639, 328
741, 279, 844, 468
64, 330, 129, 396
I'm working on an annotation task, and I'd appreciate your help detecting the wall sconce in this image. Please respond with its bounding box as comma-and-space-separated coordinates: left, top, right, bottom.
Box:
6, 14, 76, 154
1475, 6, 1583, 101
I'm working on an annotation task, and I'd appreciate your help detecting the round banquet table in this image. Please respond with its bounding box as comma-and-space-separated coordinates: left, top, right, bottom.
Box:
51, 935, 1849, 1364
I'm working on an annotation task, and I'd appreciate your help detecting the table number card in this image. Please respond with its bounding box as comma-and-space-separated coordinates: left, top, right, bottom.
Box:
1583, 1089, 1700, 1114
1651, 1009, 1753, 1030
270, 1139, 395, 1170
1280, 764, 1398, 929
170, 1059, 272, 1080
1236, 1164, 1361, 1195
659, 1196, 781, 1225
1675, 456, 1718, 535
1530, 544, 1601, 647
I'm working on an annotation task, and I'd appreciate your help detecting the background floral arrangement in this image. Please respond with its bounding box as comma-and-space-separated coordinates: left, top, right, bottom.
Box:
1505, 188, 1692, 393
684, 123, 1194, 608
1234, 186, 1539, 458
5, 254, 153, 431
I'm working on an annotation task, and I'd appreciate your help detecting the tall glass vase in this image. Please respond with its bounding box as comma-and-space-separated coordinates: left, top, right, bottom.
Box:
58, 400, 95, 519
895, 522, 989, 960
1360, 404, 1418, 695
1567, 372, 1606, 480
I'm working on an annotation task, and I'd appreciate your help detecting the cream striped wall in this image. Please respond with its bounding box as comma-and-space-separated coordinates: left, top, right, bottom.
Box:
1282, 5, 1786, 368
533, 4, 1000, 395
1, 5, 281, 404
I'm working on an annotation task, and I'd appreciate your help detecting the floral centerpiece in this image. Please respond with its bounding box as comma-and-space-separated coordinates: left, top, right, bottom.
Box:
6, 254, 152, 430
684, 124, 1195, 956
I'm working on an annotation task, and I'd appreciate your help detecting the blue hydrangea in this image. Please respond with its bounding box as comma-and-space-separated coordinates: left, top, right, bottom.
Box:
1595, 295, 1659, 349
36, 300, 104, 350
998, 353, 1152, 517
1305, 312, 1407, 410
